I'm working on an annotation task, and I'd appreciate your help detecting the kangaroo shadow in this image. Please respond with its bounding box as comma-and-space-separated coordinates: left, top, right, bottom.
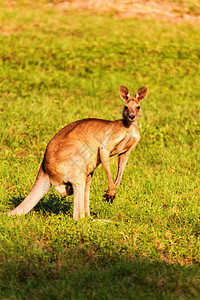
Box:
9, 192, 74, 215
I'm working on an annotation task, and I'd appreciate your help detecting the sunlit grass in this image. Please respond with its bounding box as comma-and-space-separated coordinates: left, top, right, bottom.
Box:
0, 2, 200, 299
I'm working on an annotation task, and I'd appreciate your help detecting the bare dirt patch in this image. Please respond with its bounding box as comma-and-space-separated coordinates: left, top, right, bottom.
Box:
52, 0, 200, 24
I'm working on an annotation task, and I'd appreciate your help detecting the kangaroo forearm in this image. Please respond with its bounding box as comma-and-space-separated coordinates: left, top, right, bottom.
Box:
115, 170, 124, 188
100, 147, 115, 190
103, 161, 116, 190
114, 153, 129, 187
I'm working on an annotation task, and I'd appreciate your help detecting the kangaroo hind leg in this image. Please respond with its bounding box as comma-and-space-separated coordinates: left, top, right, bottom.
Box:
73, 181, 86, 220
84, 172, 93, 217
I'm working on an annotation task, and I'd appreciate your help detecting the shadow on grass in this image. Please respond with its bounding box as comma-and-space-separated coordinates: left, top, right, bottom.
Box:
8, 190, 100, 217
0, 250, 199, 299
3, 196, 200, 299
8, 193, 74, 215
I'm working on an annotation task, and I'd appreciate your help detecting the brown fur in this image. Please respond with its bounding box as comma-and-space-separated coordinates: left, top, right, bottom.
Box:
7, 86, 147, 220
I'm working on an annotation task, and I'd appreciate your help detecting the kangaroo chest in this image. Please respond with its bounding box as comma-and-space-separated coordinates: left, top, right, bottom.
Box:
110, 135, 139, 157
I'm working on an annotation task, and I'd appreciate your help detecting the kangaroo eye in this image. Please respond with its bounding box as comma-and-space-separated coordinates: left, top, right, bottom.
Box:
136, 106, 140, 110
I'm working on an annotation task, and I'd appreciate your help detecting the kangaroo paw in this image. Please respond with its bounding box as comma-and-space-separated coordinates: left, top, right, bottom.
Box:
103, 190, 116, 203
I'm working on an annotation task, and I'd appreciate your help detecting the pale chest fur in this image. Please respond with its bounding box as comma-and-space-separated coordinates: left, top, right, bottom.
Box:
110, 124, 140, 157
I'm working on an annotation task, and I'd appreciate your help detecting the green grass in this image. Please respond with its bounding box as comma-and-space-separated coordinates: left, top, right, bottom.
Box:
0, 1, 200, 299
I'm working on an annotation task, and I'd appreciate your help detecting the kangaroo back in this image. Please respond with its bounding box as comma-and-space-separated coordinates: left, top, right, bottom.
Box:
8, 166, 51, 216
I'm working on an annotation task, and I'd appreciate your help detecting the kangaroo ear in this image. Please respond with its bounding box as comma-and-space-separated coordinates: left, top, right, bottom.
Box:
119, 86, 130, 102
135, 86, 147, 102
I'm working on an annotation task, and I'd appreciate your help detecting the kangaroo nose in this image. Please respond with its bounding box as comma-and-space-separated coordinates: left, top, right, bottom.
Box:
129, 114, 135, 120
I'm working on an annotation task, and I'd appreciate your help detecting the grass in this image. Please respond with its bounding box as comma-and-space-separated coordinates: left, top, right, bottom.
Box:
0, 1, 200, 299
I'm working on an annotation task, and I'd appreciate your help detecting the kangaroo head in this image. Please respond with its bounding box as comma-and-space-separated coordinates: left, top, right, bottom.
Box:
119, 86, 147, 123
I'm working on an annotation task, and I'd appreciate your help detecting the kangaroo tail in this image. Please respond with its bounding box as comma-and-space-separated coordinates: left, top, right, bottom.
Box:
7, 165, 51, 216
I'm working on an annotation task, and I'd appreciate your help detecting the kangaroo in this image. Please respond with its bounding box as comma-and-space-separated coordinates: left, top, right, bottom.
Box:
6, 86, 147, 220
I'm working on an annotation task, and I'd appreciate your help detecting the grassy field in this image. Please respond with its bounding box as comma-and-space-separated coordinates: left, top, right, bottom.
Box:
0, 1, 200, 299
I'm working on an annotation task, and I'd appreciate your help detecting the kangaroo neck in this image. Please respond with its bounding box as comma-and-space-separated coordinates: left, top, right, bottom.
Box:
122, 118, 137, 128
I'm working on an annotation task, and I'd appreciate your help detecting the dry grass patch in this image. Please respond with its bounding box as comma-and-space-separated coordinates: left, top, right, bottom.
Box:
51, 0, 200, 23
